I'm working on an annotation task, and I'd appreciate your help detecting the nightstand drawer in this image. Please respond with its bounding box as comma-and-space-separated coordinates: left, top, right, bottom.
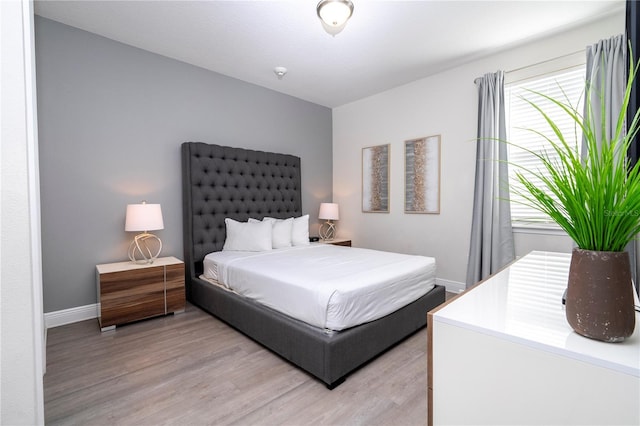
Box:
165, 263, 186, 313
99, 268, 166, 326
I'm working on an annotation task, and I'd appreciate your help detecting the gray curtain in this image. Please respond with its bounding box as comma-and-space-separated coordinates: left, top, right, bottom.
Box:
583, 35, 637, 286
466, 71, 515, 288
584, 35, 626, 152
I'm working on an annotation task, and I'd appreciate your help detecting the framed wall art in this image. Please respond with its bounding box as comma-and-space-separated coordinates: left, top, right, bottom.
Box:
362, 144, 390, 213
404, 135, 440, 214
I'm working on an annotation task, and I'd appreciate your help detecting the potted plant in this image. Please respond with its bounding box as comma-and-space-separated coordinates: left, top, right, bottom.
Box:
510, 59, 639, 342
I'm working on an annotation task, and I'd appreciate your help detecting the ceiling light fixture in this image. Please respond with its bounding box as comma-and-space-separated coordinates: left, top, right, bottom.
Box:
316, 0, 354, 37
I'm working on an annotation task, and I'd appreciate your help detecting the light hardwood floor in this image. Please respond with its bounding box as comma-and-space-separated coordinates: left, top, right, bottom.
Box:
45, 301, 442, 425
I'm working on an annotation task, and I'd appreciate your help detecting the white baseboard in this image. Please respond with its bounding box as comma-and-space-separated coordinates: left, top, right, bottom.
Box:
436, 277, 465, 294
45, 304, 98, 329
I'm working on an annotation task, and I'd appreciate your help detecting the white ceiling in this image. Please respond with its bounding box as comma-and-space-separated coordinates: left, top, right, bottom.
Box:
34, 0, 624, 108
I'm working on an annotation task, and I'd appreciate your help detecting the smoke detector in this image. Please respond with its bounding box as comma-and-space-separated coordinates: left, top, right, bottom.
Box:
274, 66, 287, 80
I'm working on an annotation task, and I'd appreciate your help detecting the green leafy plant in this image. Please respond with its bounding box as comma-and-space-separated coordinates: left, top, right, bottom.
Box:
509, 57, 640, 252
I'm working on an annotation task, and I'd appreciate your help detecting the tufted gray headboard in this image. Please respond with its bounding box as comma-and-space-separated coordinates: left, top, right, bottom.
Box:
181, 142, 302, 282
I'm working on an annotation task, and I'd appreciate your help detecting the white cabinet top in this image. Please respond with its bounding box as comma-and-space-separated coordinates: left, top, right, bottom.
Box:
434, 251, 640, 377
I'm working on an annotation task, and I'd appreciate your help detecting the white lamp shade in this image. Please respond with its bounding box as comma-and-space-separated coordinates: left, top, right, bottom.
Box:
125, 203, 164, 232
319, 203, 339, 221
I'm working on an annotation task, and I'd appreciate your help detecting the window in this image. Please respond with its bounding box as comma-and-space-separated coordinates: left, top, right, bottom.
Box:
506, 65, 585, 226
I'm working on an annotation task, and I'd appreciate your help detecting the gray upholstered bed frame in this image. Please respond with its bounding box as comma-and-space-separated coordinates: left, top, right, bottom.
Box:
181, 142, 445, 388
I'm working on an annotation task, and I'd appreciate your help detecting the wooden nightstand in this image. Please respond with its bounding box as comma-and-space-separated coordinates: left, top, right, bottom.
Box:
320, 238, 352, 247
96, 256, 185, 331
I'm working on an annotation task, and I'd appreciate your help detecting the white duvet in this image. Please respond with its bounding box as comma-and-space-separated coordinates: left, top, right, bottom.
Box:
203, 244, 436, 331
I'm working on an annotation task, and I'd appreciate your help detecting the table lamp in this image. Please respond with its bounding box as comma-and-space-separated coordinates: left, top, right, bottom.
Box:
125, 201, 164, 264
319, 202, 339, 241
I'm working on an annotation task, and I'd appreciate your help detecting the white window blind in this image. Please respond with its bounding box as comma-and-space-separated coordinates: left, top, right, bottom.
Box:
506, 66, 585, 225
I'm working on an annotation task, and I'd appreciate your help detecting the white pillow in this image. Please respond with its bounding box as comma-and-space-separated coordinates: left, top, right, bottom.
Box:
252, 217, 294, 249
291, 215, 310, 246
272, 217, 294, 248
222, 218, 272, 251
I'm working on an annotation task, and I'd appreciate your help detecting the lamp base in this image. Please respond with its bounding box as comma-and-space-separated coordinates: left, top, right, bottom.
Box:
319, 221, 336, 241
128, 232, 162, 264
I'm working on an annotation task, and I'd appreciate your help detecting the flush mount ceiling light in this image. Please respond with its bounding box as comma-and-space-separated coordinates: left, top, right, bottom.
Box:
317, 0, 354, 36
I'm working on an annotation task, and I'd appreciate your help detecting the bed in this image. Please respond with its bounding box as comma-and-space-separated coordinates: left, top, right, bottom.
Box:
181, 142, 446, 388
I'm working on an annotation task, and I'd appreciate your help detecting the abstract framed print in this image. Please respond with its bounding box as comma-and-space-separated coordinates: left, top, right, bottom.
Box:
362, 144, 390, 213
404, 135, 440, 214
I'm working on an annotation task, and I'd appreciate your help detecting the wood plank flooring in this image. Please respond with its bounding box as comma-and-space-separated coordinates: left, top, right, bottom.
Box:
44, 302, 437, 425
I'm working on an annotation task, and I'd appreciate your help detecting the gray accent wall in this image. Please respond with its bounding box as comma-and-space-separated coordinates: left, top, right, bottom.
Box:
35, 17, 332, 313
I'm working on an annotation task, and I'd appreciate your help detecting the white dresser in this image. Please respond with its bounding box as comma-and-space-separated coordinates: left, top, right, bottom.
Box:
428, 251, 639, 425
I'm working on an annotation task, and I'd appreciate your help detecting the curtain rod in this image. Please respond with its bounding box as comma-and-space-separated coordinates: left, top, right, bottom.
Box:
474, 49, 585, 85
506, 49, 585, 74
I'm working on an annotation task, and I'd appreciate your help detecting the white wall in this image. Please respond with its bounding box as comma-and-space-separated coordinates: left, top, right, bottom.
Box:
333, 13, 624, 291
1, 0, 45, 423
